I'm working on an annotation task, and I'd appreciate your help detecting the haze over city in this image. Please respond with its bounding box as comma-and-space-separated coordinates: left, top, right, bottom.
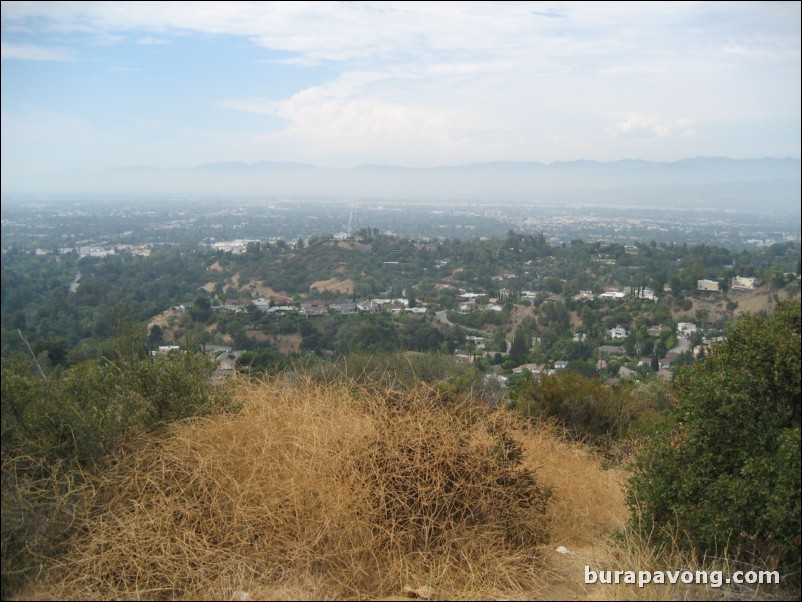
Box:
2, 1, 800, 196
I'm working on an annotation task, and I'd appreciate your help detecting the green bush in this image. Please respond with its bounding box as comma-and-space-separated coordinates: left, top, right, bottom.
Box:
510, 370, 644, 445
627, 300, 801, 584
1, 342, 231, 598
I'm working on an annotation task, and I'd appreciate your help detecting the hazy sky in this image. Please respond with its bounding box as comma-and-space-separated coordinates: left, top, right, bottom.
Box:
2, 1, 800, 184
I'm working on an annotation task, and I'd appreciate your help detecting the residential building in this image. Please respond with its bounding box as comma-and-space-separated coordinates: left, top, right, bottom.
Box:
731, 276, 758, 290
512, 363, 545, 376
300, 301, 328, 317
697, 279, 720, 292
608, 326, 628, 339
647, 325, 670, 337
598, 290, 626, 300
329, 301, 356, 314
618, 366, 637, 379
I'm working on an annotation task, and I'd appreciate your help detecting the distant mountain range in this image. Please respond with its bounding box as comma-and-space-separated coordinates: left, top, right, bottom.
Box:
6, 157, 800, 213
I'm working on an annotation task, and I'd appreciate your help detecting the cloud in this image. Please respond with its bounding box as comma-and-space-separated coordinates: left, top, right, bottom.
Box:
138, 37, 172, 45
604, 115, 698, 140
0, 41, 74, 61
250, 84, 496, 166
1, 2, 798, 166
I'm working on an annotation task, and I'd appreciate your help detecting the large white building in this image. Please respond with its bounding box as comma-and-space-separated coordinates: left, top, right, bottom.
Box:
697, 279, 720, 292
731, 276, 757, 290
608, 326, 628, 339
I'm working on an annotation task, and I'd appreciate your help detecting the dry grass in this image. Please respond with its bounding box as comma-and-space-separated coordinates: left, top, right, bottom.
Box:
31, 371, 776, 601
33, 375, 630, 600
309, 277, 355, 295
520, 421, 628, 549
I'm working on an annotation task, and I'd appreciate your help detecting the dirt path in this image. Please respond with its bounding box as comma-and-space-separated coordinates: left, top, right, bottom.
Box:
537, 545, 609, 601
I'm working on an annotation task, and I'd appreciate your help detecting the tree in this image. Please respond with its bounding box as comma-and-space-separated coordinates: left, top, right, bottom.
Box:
189, 295, 211, 322
508, 326, 530, 365
628, 300, 801, 583
148, 324, 164, 344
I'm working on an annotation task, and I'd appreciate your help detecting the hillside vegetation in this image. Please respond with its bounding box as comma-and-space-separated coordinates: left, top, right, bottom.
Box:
2, 302, 799, 601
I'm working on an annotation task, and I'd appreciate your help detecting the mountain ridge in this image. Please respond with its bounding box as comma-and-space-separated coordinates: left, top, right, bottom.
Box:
5, 157, 800, 214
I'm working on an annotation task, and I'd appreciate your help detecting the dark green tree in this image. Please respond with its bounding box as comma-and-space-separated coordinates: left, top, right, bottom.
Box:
628, 300, 801, 584
508, 326, 530, 365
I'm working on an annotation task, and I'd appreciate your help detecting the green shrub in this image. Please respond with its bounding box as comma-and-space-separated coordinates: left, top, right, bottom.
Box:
1, 342, 231, 598
510, 370, 644, 445
627, 299, 801, 585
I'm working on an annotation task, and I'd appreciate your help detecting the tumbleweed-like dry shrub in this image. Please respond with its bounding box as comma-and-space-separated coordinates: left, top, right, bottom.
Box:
36, 375, 554, 600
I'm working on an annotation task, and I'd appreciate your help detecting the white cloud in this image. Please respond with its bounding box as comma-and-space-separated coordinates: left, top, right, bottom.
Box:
605, 115, 698, 140
138, 36, 172, 45
258, 86, 486, 166
1, 2, 798, 166
0, 41, 74, 61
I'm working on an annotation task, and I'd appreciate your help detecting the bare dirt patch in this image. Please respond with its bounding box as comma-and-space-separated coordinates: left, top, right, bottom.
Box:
669, 285, 800, 321
510, 304, 536, 331
241, 332, 301, 354
147, 309, 184, 342
730, 285, 798, 317
338, 241, 371, 251
245, 330, 272, 343
310, 277, 354, 294
273, 333, 302, 354
239, 282, 285, 298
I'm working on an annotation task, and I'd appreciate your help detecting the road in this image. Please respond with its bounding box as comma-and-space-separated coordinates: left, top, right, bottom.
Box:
670, 336, 691, 354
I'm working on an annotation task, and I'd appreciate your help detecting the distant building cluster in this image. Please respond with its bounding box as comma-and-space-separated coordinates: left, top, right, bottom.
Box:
53, 244, 153, 258
209, 239, 260, 254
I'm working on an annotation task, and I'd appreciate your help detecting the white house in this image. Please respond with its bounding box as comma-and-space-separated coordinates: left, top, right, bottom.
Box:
608, 326, 628, 339
731, 276, 757, 290
677, 322, 697, 337
252, 298, 272, 311
598, 290, 626, 300
697, 279, 720, 292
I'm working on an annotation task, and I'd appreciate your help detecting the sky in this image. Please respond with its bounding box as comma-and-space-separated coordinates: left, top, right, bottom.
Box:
1, 1, 800, 189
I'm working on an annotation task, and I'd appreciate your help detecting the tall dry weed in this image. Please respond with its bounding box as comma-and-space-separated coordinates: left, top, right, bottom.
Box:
35, 376, 567, 600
